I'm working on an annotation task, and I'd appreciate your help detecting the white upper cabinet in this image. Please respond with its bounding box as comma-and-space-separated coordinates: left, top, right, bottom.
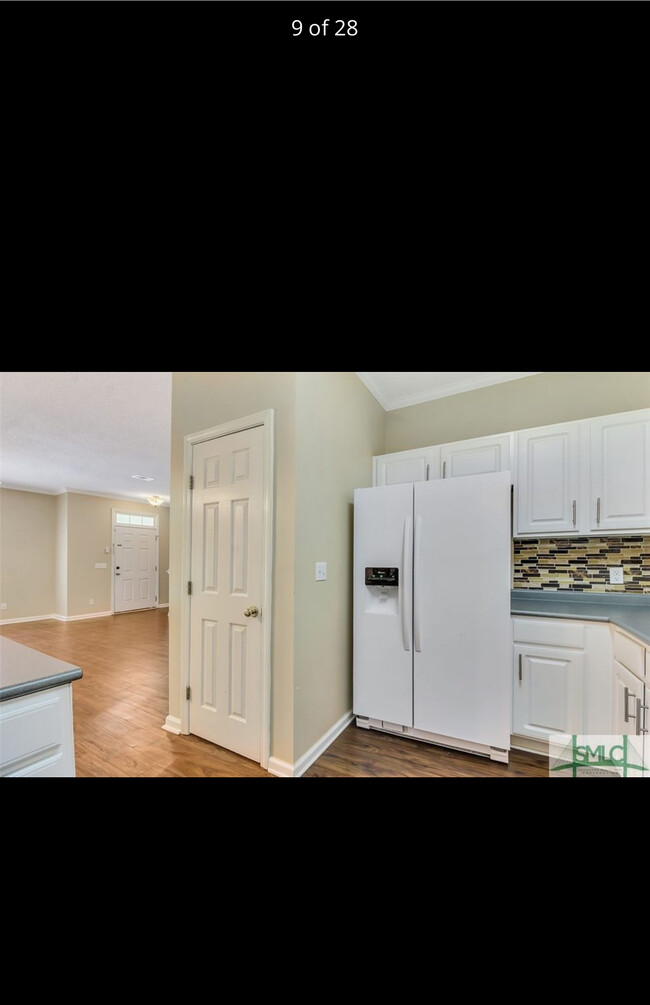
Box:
373, 409, 650, 536
516, 423, 581, 536
440, 434, 512, 480
591, 410, 650, 532
373, 447, 440, 487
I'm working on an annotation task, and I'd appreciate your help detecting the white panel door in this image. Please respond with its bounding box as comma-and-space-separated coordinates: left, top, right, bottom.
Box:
373, 447, 440, 486
440, 434, 512, 480
413, 472, 512, 750
354, 484, 414, 727
114, 527, 158, 613
513, 645, 585, 741
591, 410, 650, 531
189, 426, 264, 763
516, 423, 581, 535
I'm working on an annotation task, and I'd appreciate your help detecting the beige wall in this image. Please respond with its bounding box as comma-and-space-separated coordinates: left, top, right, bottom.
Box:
170, 372, 297, 764
293, 372, 385, 761
385, 372, 650, 452
0, 489, 57, 620
0, 489, 170, 621
66, 494, 170, 617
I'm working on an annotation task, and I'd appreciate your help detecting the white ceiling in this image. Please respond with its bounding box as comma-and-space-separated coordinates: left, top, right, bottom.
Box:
356, 372, 543, 411
0, 372, 172, 501
0, 371, 542, 501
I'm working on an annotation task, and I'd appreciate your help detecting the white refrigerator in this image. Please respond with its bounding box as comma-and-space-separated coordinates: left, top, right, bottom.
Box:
354, 471, 512, 763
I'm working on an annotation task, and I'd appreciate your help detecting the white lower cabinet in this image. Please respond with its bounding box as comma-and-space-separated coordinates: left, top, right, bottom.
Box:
0, 684, 77, 777
513, 645, 585, 741
512, 617, 614, 747
612, 661, 645, 737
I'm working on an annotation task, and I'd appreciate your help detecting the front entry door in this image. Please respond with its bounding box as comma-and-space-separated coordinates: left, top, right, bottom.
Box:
189, 425, 265, 763
114, 527, 158, 613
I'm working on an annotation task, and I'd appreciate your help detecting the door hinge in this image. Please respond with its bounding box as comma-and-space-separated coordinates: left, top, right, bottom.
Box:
188, 581, 193, 596
186, 686, 191, 701
189, 475, 195, 491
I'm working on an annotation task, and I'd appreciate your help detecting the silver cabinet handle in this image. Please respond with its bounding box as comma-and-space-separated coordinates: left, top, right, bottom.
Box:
640, 704, 649, 736
442, 461, 447, 479
573, 500, 577, 527
597, 498, 601, 525
624, 687, 637, 725
519, 654, 523, 682
426, 464, 431, 481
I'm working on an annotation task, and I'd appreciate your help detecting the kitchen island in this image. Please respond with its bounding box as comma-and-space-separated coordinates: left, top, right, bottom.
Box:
0, 637, 83, 777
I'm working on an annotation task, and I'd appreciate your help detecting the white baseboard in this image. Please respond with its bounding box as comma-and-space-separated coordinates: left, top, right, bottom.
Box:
0, 614, 58, 626
157, 603, 170, 610
0, 611, 114, 626
162, 716, 182, 735
57, 612, 113, 623
268, 758, 295, 778
268, 711, 354, 779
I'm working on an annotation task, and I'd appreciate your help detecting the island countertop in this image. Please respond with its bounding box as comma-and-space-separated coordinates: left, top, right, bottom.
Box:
511, 590, 650, 646
0, 637, 83, 702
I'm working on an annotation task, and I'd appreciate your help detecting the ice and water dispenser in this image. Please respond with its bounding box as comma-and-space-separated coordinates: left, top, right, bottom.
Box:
364, 567, 399, 615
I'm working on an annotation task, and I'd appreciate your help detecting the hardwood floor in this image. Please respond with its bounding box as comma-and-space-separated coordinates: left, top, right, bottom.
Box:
0, 610, 270, 778
304, 726, 548, 778
1, 611, 547, 778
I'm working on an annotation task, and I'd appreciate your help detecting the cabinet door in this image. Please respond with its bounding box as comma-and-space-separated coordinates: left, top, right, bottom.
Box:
440, 434, 512, 481
612, 661, 645, 736
591, 410, 650, 531
516, 423, 581, 535
373, 447, 440, 487
513, 645, 585, 741
612, 662, 648, 778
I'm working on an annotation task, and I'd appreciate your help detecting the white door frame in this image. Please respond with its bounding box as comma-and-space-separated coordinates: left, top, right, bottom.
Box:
180, 410, 275, 771
111, 510, 160, 615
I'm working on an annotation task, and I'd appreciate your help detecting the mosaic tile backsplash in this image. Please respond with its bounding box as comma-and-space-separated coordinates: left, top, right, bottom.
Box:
513, 537, 650, 594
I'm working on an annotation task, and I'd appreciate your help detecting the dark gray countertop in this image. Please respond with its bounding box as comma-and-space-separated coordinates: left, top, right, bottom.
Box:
511, 590, 650, 646
0, 637, 83, 702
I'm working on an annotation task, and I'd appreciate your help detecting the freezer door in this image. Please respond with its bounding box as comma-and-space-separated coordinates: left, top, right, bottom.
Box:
413, 472, 512, 750
354, 484, 414, 727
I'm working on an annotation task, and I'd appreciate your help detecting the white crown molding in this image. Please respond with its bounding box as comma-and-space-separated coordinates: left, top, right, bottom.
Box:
0, 485, 170, 505
356, 372, 544, 411
356, 372, 392, 411
0, 484, 60, 496
64, 488, 171, 505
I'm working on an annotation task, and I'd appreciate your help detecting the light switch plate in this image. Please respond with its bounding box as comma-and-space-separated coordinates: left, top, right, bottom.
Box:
609, 568, 624, 585
316, 562, 327, 582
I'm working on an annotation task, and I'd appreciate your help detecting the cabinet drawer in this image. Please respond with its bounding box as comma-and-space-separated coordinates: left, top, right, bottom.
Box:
513, 617, 585, 650
614, 631, 647, 679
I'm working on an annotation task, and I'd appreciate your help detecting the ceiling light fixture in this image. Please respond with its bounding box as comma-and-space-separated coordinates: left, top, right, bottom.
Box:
132, 475, 155, 482
148, 496, 164, 508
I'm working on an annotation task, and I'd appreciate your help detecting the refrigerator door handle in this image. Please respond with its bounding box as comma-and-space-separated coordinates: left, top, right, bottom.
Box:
414, 515, 422, 653
402, 518, 413, 653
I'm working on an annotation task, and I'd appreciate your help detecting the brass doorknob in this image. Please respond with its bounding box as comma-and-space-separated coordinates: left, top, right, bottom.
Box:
244, 606, 260, 619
